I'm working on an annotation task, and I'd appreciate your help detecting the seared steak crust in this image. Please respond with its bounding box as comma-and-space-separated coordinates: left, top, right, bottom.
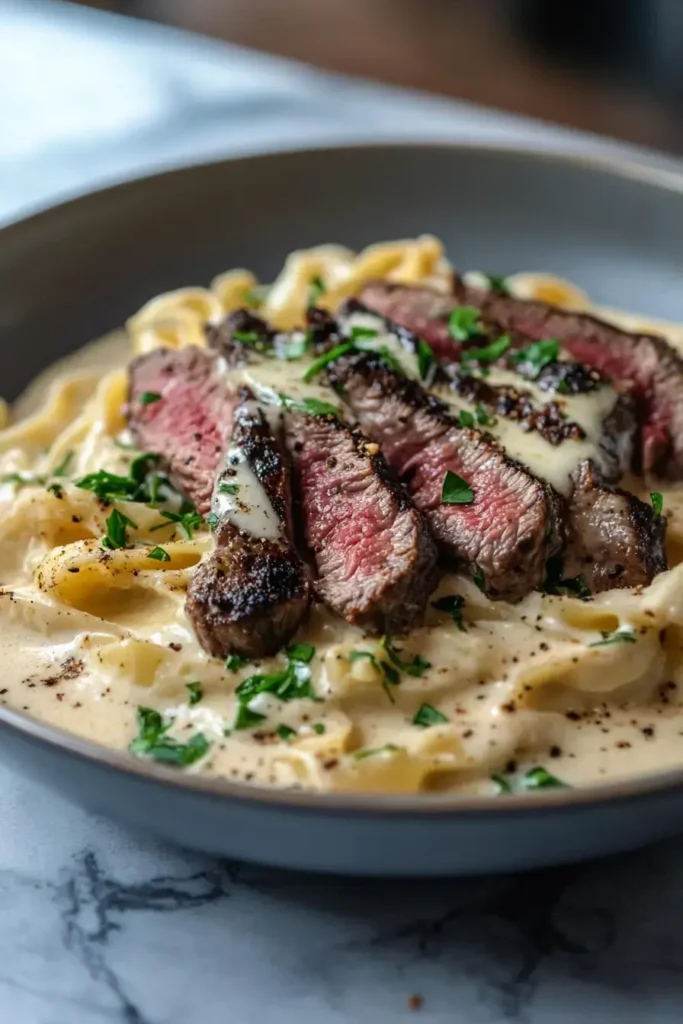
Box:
564, 462, 667, 592
359, 280, 456, 359
326, 352, 564, 601
452, 278, 683, 479
186, 398, 310, 659
128, 346, 235, 513
206, 308, 272, 366
285, 410, 438, 633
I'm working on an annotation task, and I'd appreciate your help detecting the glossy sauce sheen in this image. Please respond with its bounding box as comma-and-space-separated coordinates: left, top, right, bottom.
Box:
1, 270, 683, 797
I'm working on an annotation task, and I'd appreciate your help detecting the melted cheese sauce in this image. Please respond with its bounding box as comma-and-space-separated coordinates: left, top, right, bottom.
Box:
3, 253, 683, 797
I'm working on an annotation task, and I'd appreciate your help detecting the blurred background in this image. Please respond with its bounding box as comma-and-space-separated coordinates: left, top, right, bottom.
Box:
80, 0, 683, 154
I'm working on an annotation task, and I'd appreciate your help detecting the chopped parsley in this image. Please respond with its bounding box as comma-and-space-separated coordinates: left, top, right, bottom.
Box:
307, 274, 326, 307
353, 744, 399, 760
140, 391, 162, 406
589, 628, 637, 648
485, 274, 509, 294
76, 453, 181, 509
279, 394, 340, 418
218, 482, 240, 496
148, 545, 170, 562
232, 644, 317, 730
53, 449, 75, 477
233, 330, 261, 345
475, 402, 494, 426
543, 557, 591, 600
47, 482, 64, 498
651, 491, 663, 516
492, 765, 567, 794
458, 409, 475, 428
472, 565, 486, 592
186, 682, 203, 706
206, 512, 220, 531
511, 338, 560, 378
225, 653, 248, 673
348, 649, 399, 703
416, 338, 436, 382
431, 593, 466, 631
303, 342, 355, 382
412, 703, 448, 727
129, 706, 210, 766
312, 723, 326, 735
441, 470, 474, 505
276, 724, 296, 741
448, 306, 482, 341
380, 637, 430, 677
350, 326, 378, 341
101, 508, 137, 550
152, 509, 204, 539
460, 334, 511, 366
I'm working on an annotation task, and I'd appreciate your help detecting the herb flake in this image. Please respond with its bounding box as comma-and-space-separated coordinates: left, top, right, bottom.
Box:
412, 703, 448, 727
140, 392, 162, 406
101, 508, 137, 550
448, 306, 482, 341
441, 470, 474, 505
186, 682, 203, 706
432, 594, 466, 631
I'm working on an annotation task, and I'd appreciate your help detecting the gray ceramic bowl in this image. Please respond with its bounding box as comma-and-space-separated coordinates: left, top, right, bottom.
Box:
2, 143, 683, 876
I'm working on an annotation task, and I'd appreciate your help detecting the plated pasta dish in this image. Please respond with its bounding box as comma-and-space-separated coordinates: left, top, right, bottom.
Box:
3, 234, 683, 796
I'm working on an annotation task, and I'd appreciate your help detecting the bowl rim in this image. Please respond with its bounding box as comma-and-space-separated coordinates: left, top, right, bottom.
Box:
3, 136, 683, 818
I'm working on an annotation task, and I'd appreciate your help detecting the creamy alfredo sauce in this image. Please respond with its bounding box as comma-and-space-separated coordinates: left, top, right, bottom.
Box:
2, 281, 683, 796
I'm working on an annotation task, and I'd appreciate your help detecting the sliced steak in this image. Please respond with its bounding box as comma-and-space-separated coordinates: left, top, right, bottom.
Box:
326, 352, 563, 601
206, 308, 272, 366
563, 461, 667, 592
128, 346, 236, 513
452, 278, 683, 479
359, 280, 457, 360
186, 398, 310, 659
129, 351, 309, 658
284, 410, 438, 633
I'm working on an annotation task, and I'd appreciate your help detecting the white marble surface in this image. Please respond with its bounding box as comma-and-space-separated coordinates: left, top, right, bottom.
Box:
3, 2, 683, 1021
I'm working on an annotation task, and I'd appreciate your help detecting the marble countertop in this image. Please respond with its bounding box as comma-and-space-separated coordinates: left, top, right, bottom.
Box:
2, 2, 683, 1021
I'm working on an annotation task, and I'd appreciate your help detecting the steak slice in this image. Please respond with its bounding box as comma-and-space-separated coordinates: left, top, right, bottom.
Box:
451, 277, 683, 479
326, 352, 564, 601
359, 280, 457, 360
128, 346, 236, 513
284, 410, 438, 633
563, 461, 667, 592
129, 351, 309, 658
186, 398, 310, 659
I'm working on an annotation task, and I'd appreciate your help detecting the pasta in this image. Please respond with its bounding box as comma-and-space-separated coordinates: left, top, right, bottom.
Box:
2, 236, 683, 796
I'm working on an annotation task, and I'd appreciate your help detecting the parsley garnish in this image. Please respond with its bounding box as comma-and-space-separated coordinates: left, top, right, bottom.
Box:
412, 703, 448, 727
651, 492, 663, 516
416, 338, 436, 382
589, 628, 637, 648
232, 645, 317, 730
380, 637, 430, 677
233, 330, 261, 345
492, 765, 567, 794
225, 653, 248, 673
101, 508, 137, 550
460, 334, 511, 366
459, 410, 475, 428
186, 682, 203, 706
76, 453, 179, 509
152, 509, 204, 539
472, 565, 486, 592
206, 512, 220, 531
303, 342, 355, 382
485, 274, 509, 294
350, 326, 377, 341
353, 744, 400, 760
312, 723, 326, 735
276, 724, 296, 741
441, 470, 474, 505
279, 394, 340, 418
148, 545, 170, 562
432, 594, 466, 631
140, 392, 162, 406
53, 449, 74, 477
219, 482, 240, 496
475, 402, 494, 426
307, 274, 326, 307
348, 649, 399, 703
543, 557, 591, 600
47, 483, 64, 498
129, 706, 210, 766
448, 306, 482, 341
511, 338, 560, 378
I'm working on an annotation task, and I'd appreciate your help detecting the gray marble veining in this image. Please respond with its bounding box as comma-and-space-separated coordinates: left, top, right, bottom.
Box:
2, 1, 683, 1021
